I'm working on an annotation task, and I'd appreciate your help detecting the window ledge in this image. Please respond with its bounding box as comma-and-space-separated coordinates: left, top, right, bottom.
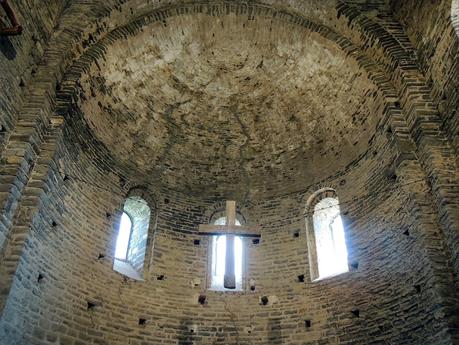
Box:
208, 288, 246, 294
208, 287, 245, 293
312, 270, 349, 283
113, 258, 143, 281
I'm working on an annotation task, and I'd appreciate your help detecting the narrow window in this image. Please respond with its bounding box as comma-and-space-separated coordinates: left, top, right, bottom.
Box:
210, 217, 243, 290
114, 212, 132, 260
113, 196, 151, 280
306, 191, 349, 281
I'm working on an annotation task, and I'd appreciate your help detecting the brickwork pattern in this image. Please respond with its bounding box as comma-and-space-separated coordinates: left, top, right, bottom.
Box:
0, 1, 458, 344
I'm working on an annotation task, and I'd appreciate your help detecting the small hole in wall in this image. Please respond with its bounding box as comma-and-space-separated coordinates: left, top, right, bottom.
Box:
106, 212, 112, 219
385, 169, 397, 181
252, 238, 260, 245
339, 179, 346, 186
194, 239, 200, 246
414, 285, 421, 294
51, 221, 57, 227
87, 301, 97, 310
293, 231, 299, 238
403, 229, 410, 236
139, 318, 147, 325
198, 295, 207, 305
351, 309, 360, 318
350, 261, 359, 270
97, 253, 105, 260
297, 274, 305, 283
19, 78, 25, 87
394, 101, 400, 108
119, 178, 126, 188
260, 296, 269, 306
304, 320, 312, 328
157, 275, 165, 280
250, 285, 256, 291
164, 198, 170, 204
37, 273, 44, 283
63, 175, 69, 181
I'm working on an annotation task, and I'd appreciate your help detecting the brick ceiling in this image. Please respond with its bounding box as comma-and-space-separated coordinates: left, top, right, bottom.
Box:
76, 11, 380, 198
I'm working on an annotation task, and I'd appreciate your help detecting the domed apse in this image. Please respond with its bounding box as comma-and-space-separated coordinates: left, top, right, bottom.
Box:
77, 13, 379, 198
0, 1, 458, 345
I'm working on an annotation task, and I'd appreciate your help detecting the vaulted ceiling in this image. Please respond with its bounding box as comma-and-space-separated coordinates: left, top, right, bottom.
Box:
66, 2, 387, 198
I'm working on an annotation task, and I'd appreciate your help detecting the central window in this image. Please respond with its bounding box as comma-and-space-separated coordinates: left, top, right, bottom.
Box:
210, 216, 243, 290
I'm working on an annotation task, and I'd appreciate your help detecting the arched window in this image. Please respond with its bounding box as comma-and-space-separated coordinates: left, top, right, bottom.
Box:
210, 216, 243, 290
113, 196, 151, 280
306, 190, 349, 281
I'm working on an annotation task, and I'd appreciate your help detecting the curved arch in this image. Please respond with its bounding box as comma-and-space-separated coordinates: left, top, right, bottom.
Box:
209, 209, 246, 227
54, 2, 408, 197
126, 186, 158, 212
1, 1, 416, 199
0, 0, 423, 171
305, 187, 338, 215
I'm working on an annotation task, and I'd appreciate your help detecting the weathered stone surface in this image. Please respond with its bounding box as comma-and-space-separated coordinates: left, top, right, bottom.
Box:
77, 13, 378, 198
0, 1, 458, 345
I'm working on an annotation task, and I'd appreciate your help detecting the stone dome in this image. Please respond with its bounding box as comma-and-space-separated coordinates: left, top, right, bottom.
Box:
1, 1, 458, 345
76, 12, 378, 198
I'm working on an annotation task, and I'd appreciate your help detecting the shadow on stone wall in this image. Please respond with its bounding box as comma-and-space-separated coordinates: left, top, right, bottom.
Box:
0, 36, 17, 60
268, 318, 283, 345
178, 318, 196, 345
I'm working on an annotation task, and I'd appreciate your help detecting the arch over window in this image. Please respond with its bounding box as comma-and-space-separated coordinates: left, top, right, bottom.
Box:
305, 189, 349, 281
113, 196, 151, 280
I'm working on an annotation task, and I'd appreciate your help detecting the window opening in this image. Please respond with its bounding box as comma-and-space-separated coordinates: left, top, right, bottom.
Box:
114, 212, 132, 260
311, 196, 348, 280
113, 196, 151, 280
211, 216, 243, 290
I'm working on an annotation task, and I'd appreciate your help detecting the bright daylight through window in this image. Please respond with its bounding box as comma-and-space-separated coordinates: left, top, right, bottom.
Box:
211, 217, 243, 290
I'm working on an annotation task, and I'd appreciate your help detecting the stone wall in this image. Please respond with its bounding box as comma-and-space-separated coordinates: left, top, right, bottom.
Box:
0, 0, 64, 250
0, 120, 456, 344
0, 0, 63, 147
0, 1, 458, 344
391, 0, 459, 155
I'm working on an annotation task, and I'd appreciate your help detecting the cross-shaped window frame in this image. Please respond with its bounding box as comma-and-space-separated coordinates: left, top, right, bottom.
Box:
206, 211, 248, 292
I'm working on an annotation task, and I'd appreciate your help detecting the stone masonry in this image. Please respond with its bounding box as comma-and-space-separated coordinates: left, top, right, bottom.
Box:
0, 1, 458, 344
